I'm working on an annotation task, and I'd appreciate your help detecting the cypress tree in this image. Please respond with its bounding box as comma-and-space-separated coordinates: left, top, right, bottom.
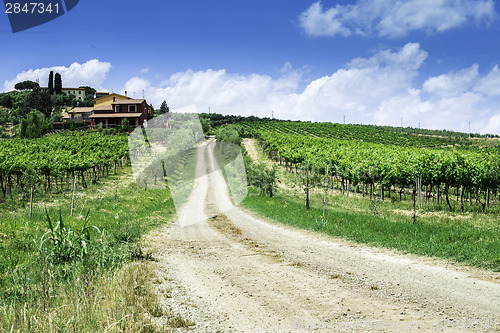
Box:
48, 71, 54, 94
55, 73, 62, 94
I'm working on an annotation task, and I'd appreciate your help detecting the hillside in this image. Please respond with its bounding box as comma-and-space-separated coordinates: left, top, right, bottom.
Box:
200, 113, 499, 148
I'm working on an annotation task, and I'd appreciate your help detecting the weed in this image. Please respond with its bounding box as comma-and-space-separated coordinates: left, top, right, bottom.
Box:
167, 315, 195, 328
131, 245, 157, 262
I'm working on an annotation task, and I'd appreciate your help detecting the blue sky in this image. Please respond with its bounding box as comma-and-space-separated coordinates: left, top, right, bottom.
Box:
2, 0, 500, 134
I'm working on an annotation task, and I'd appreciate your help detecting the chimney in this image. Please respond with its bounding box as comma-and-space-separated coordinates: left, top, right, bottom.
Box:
113, 97, 116, 102
124, 90, 127, 97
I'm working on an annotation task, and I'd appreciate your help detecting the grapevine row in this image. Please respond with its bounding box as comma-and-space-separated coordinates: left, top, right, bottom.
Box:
241, 121, 473, 148
0, 131, 128, 199
257, 130, 500, 212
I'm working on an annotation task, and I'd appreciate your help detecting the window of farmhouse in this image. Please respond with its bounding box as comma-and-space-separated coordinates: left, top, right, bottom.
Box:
129, 105, 136, 112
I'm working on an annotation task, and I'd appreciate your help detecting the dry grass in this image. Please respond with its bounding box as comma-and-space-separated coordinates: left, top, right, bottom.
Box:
0, 166, 193, 332
1, 261, 195, 332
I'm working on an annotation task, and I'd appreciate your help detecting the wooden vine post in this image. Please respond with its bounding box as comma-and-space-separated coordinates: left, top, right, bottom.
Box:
305, 166, 310, 210
323, 165, 328, 217
70, 174, 76, 216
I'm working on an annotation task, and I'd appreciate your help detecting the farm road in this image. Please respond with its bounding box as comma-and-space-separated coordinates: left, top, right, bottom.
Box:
149, 139, 500, 332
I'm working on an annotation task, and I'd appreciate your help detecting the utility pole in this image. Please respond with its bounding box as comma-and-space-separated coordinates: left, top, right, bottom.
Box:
271, 110, 274, 120
343, 115, 345, 124
142, 89, 145, 99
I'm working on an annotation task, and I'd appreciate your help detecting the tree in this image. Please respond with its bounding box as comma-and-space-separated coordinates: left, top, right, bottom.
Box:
0, 93, 13, 108
19, 110, 51, 139
200, 117, 211, 134
54, 73, 62, 94
14, 80, 39, 91
215, 124, 242, 145
159, 100, 169, 114
50, 93, 65, 107
50, 110, 62, 123
79, 86, 96, 98
122, 117, 130, 131
24, 89, 52, 118
48, 71, 54, 94
0, 108, 9, 125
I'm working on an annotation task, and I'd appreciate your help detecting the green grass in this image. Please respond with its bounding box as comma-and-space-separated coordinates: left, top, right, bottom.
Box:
0, 166, 184, 332
165, 147, 198, 209
241, 189, 500, 271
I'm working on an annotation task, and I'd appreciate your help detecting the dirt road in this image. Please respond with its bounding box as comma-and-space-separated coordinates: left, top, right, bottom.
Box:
149, 140, 500, 332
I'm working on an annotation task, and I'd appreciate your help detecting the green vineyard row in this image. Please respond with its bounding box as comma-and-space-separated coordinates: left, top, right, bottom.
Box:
256, 130, 500, 207
239, 120, 477, 148
0, 131, 128, 197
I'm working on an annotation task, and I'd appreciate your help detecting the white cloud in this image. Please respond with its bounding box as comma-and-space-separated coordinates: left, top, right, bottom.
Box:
122, 43, 500, 134
474, 65, 500, 96
374, 90, 486, 132
8, 48, 500, 134
423, 64, 479, 97
124, 67, 303, 116
287, 43, 427, 123
483, 113, 500, 134
125, 44, 425, 123
4, 59, 112, 91
298, 2, 352, 37
299, 0, 496, 38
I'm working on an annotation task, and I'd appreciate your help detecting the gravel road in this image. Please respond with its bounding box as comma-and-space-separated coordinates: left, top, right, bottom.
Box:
149, 139, 500, 332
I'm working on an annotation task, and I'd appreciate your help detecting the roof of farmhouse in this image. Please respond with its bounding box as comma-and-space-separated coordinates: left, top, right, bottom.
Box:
111, 99, 147, 105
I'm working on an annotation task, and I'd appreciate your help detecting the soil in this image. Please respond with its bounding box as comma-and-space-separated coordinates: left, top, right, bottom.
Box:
147, 139, 500, 332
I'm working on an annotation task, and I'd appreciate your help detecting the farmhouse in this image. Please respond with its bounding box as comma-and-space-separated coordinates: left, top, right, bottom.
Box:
53, 90, 152, 129
41, 87, 87, 101
61, 107, 93, 121
92, 92, 129, 108
89, 96, 152, 128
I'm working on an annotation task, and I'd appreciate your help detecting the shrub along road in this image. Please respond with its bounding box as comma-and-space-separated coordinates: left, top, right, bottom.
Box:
148, 139, 500, 332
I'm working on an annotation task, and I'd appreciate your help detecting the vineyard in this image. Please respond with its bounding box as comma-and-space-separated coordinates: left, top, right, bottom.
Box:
0, 131, 128, 200
238, 120, 475, 148
230, 121, 500, 214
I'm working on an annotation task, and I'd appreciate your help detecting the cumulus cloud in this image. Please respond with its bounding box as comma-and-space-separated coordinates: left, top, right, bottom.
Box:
123, 43, 500, 134
423, 64, 479, 97
125, 43, 426, 123
287, 43, 428, 123
474, 65, 500, 96
299, 0, 496, 38
124, 67, 303, 117
4, 59, 112, 91
484, 113, 500, 134
8, 47, 500, 134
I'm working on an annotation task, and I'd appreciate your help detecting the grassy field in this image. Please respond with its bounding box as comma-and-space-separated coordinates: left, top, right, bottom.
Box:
242, 189, 500, 271
0, 165, 190, 332
239, 138, 500, 272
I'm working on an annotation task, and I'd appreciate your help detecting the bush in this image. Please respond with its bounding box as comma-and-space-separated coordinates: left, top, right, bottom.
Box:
216, 124, 243, 145
122, 117, 130, 131
19, 110, 51, 139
